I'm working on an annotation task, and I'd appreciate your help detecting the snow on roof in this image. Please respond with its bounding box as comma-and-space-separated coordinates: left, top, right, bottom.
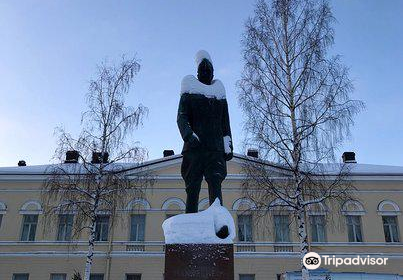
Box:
0, 153, 402, 177
0, 162, 139, 175
0, 164, 53, 174
195, 50, 212, 67
181, 75, 226, 99
296, 162, 403, 176
0, 154, 182, 175
347, 163, 403, 175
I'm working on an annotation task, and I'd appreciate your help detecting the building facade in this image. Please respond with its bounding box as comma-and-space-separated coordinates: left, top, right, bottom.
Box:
1, 152, 403, 280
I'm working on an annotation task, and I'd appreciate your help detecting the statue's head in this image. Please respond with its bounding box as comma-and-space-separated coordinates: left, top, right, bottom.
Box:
195, 50, 214, 85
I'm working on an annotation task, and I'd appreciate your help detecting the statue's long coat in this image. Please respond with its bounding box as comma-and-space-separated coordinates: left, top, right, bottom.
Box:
177, 75, 232, 154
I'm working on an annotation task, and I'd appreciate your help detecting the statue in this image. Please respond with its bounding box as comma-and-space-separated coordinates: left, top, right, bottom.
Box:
177, 50, 233, 215
164, 60, 234, 278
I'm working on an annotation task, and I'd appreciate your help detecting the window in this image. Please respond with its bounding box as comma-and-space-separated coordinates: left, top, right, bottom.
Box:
383, 216, 400, 242
239, 275, 255, 280
89, 274, 104, 280
20, 214, 38, 241
50, 274, 66, 280
238, 215, 253, 242
126, 274, 141, 280
57, 214, 73, 241
310, 215, 327, 242
13, 274, 29, 280
274, 215, 290, 242
346, 215, 363, 242
94, 216, 109, 241
130, 214, 145, 241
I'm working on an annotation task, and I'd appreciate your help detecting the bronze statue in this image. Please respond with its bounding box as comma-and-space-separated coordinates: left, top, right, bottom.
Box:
177, 50, 233, 214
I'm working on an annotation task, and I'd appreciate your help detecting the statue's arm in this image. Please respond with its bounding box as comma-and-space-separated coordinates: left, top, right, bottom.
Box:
177, 94, 193, 141
222, 99, 233, 159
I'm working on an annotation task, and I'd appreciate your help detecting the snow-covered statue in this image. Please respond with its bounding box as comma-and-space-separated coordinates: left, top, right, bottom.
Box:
177, 50, 233, 214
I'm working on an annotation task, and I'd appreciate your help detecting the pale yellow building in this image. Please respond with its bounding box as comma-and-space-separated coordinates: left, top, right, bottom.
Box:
1, 151, 403, 280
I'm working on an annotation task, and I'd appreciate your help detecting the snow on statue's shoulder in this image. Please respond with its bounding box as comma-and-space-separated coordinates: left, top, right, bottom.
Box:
162, 198, 236, 244
181, 75, 226, 99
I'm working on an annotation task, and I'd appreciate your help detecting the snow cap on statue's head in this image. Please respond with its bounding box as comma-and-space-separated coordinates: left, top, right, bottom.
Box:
195, 50, 213, 67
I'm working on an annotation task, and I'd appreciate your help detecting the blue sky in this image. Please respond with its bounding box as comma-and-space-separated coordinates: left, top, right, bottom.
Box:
0, 0, 402, 167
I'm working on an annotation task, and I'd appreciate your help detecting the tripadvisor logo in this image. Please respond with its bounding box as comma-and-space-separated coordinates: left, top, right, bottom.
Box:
303, 252, 389, 270
303, 252, 321, 270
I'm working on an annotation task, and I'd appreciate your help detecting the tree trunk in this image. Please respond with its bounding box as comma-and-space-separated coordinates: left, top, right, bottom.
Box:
84, 218, 97, 280
297, 204, 309, 280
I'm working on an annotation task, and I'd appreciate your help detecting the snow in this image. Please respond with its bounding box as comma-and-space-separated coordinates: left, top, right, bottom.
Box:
195, 50, 212, 66
181, 75, 226, 99
192, 132, 200, 141
223, 136, 232, 154
309, 162, 403, 176
349, 163, 403, 175
162, 198, 236, 244
1, 153, 403, 177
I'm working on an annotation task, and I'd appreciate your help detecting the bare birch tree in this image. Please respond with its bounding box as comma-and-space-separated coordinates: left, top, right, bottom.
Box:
238, 0, 364, 279
42, 56, 151, 280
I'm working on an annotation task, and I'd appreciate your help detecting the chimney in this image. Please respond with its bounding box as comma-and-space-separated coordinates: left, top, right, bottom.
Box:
342, 152, 356, 163
18, 160, 26, 166
247, 149, 259, 158
65, 150, 79, 163
163, 150, 175, 157
91, 152, 109, 164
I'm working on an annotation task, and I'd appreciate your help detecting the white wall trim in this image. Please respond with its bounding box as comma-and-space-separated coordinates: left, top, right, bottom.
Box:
161, 197, 185, 211
126, 198, 151, 211
269, 198, 294, 211
341, 200, 366, 216
232, 197, 257, 211
307, 202, 328, 215
377, 199, 401, 216
19, 200, 42, 214
198, 198, 209, 211
4, 187, 403, 194
1, 240, 403, 247
2, 250, 403, 259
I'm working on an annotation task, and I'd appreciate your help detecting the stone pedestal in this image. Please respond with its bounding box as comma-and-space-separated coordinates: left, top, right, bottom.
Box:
164, 243, 234, 280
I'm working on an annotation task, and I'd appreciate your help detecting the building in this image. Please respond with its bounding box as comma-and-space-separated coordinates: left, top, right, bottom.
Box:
0, 151, 403, 280
283, 269, 403, 280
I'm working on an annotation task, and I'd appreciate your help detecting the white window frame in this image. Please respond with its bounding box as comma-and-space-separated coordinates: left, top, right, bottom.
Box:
274, 214, 291, 243
346, 215, 363, 242
94, 215, 110, 242
237, 214, 253, 242
57, 214, 74, 241
130, 214, 146, 242
309, 214, 327, 242
13, 274, 29, 280
50, 274, 66, 280
20, 214, 38, 241
382, 215, 400, 243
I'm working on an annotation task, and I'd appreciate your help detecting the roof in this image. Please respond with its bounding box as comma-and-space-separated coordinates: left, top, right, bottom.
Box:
0, 153, 403, 177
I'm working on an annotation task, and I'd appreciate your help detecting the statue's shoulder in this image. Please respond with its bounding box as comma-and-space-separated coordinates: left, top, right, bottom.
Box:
181, 75, 198, 95
180, 75, 226, 99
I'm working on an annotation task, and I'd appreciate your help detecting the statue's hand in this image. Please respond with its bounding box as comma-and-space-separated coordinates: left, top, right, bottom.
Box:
188, 132, 201, 148
223, 136, 233, 161
224, 152, 233, 161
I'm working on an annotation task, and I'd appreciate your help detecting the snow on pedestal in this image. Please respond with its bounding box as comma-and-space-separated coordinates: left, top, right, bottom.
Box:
163, 199, 235, 280
162, 198, 235, 244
